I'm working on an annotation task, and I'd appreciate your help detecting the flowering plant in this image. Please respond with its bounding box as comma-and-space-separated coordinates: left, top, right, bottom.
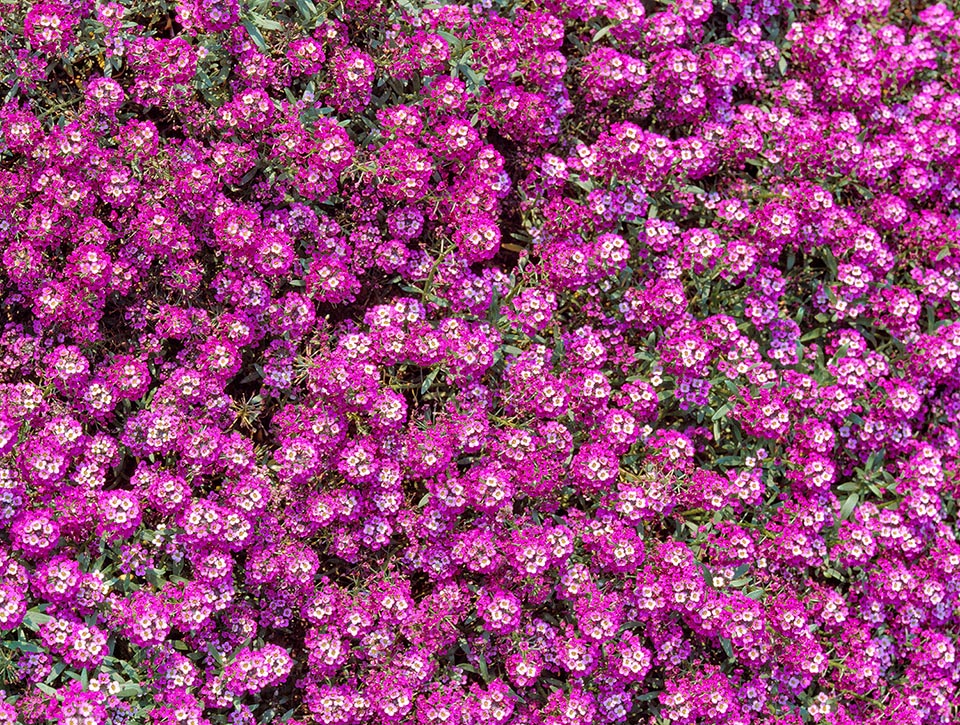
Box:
0, 0, 958, 723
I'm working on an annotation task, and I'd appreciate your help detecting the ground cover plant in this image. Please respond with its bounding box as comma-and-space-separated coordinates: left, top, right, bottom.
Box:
0, 0, 959, 722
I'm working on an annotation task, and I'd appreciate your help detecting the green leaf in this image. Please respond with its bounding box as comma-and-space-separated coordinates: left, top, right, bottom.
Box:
822, 248, 839, 278
242, 20, 268, 51
719, 637, 734, 659
711, 403, 732, 421
420, 368, 440, 395
22, 609, 52, 631
3, 640, 43, 653
396, 0, 424, 16
839, 493, 859, 521
592, 25, 613, 42
829, 343, 849, 364
105, 655, 142, 682
436, 30, 460, 47
458, 63, 485, 91
46, 661, 68, 683
207, 642, 225, 665
250, 11, 283, 30
35, 683, 59, 698
478, 654, 490, 681
295, 0, 318, 21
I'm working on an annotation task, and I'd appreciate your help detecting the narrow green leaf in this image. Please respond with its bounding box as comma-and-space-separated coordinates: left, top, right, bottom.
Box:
295, 0, 318, 21
250, 11, 283, 30
3, 640, 43, 652
592, 25, 613, 42
242, 20, 268, 51
719, 637, 734, 659
711, 403, 731, 421
22, 609, 52, 631
839, 493, 859, 521
420, 368, 440, 395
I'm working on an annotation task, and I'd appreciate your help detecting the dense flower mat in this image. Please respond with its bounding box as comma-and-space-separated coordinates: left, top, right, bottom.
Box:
0, 0, 959, 722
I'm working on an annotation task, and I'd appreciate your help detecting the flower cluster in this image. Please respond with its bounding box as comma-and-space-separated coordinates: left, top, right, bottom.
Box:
0, 0, 958, 723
